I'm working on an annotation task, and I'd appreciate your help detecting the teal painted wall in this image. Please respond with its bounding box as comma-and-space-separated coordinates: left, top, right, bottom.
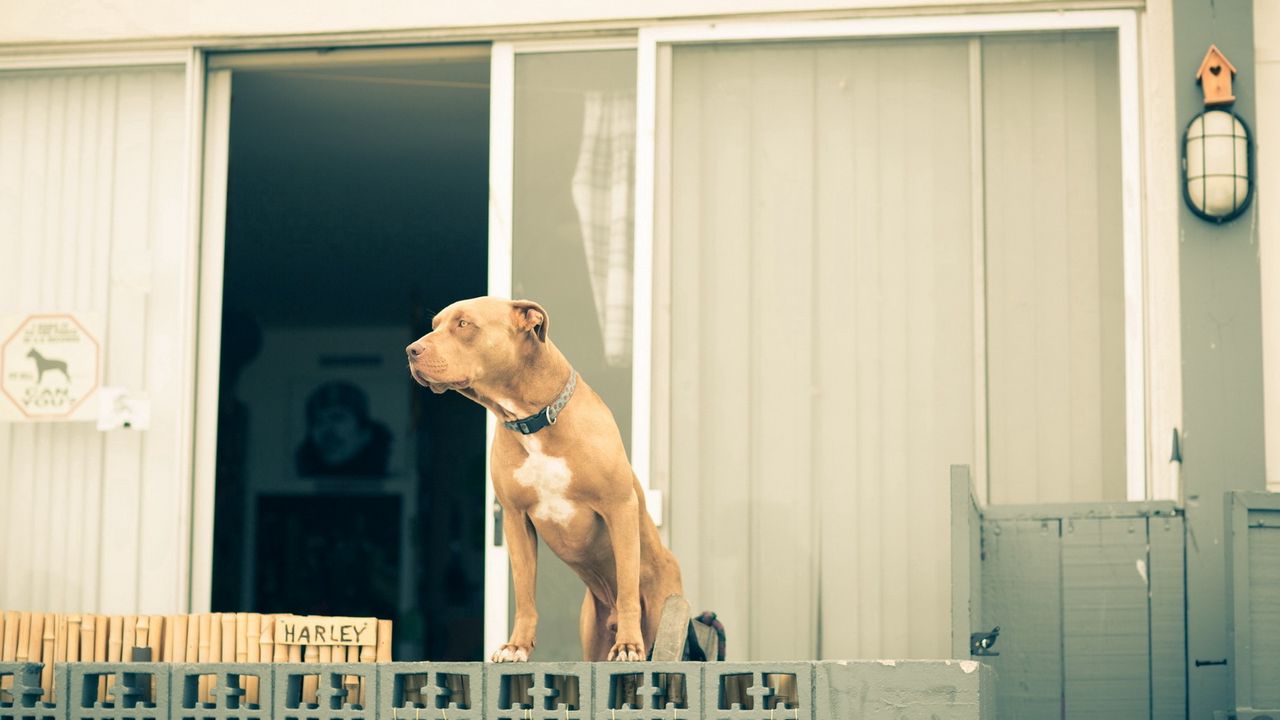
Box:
1172, 1, 1267, 718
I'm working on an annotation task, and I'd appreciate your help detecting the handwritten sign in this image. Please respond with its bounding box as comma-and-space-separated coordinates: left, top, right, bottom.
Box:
0, 313, 102, 422
274, 616, 376, 646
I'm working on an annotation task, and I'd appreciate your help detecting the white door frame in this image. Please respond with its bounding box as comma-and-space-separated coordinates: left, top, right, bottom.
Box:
486, 40, 515, 658
189, 65, 232, 613
484, 36, 639, 655
634, 9, 1162, 504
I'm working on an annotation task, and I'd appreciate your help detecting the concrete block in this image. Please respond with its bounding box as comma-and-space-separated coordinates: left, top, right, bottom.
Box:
0, 662, 66, 720
483, 663, 591, 720
816, 660, 992, 720
171, 663, 272, 720
273, 663, 376, 720
376, 663, 482, 720
592, 662, 702, 719
702, 662, 814, 720
66, 663, 169, 720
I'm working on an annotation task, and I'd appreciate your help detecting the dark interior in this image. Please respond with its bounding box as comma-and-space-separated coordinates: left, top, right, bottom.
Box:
210, 50, 489, 660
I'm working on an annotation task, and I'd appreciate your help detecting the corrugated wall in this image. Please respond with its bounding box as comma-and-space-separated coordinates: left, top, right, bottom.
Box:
666, 37, 976, 660
664, 31, 1125, 661
983, 32, 1126, 505
0, 66, 192, 614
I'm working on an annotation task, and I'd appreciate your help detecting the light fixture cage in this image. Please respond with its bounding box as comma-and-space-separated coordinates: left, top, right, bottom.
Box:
1182, 108, 1253, 223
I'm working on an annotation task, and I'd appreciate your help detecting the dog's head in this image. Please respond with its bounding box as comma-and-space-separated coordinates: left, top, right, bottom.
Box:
406, 296, 549, 394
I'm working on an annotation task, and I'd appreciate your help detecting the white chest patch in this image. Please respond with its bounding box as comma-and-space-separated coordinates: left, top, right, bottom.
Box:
512, 436, 576, 526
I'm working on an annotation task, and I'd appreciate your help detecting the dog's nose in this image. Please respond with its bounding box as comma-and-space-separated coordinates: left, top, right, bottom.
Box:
406, 342, 423, 359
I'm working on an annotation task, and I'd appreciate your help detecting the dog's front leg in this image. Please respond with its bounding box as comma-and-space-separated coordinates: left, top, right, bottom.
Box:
493, 509, 538, 662
602, 491, 644, 661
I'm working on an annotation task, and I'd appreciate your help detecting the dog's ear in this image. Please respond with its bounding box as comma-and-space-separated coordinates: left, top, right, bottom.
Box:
511, 300, 549, 343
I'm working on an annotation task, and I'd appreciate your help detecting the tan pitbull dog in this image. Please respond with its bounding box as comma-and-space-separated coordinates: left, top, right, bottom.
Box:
406, 296, 684, 662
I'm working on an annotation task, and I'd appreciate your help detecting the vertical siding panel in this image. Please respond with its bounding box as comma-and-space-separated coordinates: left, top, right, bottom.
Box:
0, 77, 25, 601
985, 32, 1124, 505
908, 40, 974, 658
99, 71, 154, 613
700, 47, 753, 658
850, 42, 884, 658
82, 71, 120, 612
875, 41, 912, 656
984, 37, 1038, 505
1092, 35, 1126, 502
814, 45, 860, 658
667, 50, 703, 619
64, 74, 99, 614
1063, 37, 1104, 502
50, 75, 87, 613
746, 45, 814, 660
670, 46, 755, 658
138, 70, 188, 611
671, 38, 971, 660
1031, 39, 1072, 503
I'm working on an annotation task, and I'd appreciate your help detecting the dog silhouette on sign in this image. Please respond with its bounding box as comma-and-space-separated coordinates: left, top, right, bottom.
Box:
27, 348, 70, 383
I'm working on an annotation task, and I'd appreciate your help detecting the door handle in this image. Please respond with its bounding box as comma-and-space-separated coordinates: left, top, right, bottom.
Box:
493, 501, 504, 547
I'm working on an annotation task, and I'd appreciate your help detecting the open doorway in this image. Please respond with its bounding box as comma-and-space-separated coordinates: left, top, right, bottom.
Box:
209, 47, 489, 660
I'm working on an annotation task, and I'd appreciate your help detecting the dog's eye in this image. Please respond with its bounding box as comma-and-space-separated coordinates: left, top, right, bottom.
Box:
458, 319, 469, 328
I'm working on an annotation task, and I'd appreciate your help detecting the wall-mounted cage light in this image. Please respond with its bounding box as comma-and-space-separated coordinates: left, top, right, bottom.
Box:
1183, 109, 1253, 223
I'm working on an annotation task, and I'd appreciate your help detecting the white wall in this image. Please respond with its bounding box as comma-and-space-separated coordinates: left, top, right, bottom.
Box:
0, 0, 1055, 46
0, 65, 194, 614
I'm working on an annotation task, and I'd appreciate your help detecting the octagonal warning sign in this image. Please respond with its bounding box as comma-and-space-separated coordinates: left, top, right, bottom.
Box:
1, 313, 102, 422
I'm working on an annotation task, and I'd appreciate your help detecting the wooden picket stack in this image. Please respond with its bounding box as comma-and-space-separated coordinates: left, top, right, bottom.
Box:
0, 609, 393, 709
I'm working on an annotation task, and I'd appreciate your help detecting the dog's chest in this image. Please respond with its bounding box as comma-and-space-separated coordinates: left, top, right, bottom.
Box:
511, 436, 577, 526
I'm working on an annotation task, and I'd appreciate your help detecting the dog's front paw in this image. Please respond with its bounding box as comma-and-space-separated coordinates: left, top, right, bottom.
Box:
490, 644, 532, 663
607, 642, 645, 662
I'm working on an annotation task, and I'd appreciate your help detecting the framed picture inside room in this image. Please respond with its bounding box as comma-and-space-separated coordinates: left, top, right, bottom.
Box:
290, 374, 406, 480
236, 326, 416, 488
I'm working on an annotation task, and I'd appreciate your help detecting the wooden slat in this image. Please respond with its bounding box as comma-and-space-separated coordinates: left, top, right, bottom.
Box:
66, 615, 81, 662
197, 613, 212, 703
245, 614, 261, 705
184, 613, 199, 663
302, 643, 319, 705
1150, 516, 1187, 720
0, 610, 10, 697
1248, 521, 1280, 708
2, 610, 17, 660
95, 615, 109, 703
982, 519, 1063, 719
376, 620, 392, 662
41, 614, 56, 699
170, 615, 187, 663
79, 614, 95, 665
148, 615, 164, 660
1062, 518, 1149, 718
220, 613, 236, 664
27, 613, 43, 664
122, 615, 137, 658
107, 616, 123, 661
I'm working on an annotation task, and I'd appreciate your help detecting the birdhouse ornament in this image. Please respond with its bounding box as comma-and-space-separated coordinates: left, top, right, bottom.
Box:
1197, 44, 1237, 106
1182, 44, 1252, 223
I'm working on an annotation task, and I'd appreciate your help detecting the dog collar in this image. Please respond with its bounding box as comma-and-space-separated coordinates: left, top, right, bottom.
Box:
503, 369, 577, 435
